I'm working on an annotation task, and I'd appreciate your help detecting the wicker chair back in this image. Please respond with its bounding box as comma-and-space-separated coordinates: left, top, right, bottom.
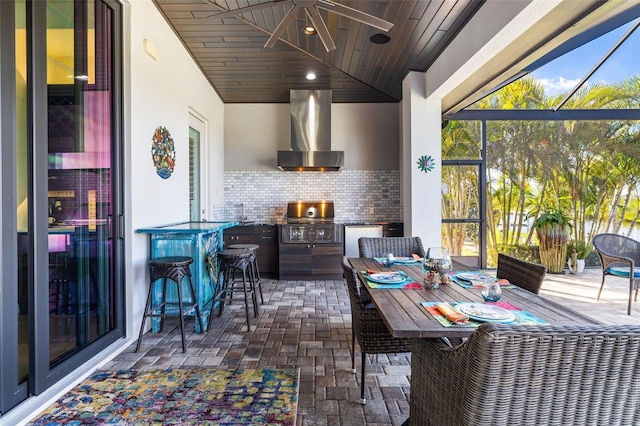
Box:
358, 236, 426, 258
411, 323, 640, 425
496, 253, 547, 294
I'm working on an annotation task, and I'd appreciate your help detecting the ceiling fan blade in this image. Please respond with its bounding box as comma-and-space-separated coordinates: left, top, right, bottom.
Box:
264, 4, 301, 48
316, 0, 393, 32
208, 0, 290, 19
305, 6, 336, 52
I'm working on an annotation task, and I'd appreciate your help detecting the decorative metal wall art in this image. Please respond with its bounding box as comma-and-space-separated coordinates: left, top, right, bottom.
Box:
417, 154, 435, 173
151, 126, 176, 179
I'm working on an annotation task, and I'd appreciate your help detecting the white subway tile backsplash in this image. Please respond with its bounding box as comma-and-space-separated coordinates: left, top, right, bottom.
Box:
220, 170, 402, 224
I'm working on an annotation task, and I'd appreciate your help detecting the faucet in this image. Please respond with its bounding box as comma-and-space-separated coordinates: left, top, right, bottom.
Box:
240, 203, 248, 223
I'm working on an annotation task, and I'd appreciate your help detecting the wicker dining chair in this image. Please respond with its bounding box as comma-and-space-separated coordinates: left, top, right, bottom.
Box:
358, 236, 426, 258
496, 253, 547, 294
593, 233, 640, 315
411, 323, 640, 425
341, 256, 412, 405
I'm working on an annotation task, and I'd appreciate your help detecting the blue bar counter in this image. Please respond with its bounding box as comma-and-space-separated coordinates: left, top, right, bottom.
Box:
137, 221, 238, 332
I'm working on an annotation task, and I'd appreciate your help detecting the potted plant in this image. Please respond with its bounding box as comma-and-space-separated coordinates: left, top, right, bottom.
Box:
531, 209, 573, 273
566, 239, 593, 274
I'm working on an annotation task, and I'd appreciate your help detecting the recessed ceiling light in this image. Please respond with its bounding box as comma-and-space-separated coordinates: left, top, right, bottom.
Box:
303, 25, 316, 35
369, 33, 390, 45
306, 73, 317, 80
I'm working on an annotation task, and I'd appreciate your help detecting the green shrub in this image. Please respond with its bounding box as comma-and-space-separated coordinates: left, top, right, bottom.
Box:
494, 244, 541, 264
566, 240, 593, 259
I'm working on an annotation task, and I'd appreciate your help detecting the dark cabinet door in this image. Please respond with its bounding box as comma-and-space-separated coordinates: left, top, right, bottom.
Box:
253, 226, 278, 277
279, 243, 343, 280
278, 244, 312, 278
224, 225, 278, 277
310, 244, 343, 278
224, 226, 253, 245
383, 222, 404, 237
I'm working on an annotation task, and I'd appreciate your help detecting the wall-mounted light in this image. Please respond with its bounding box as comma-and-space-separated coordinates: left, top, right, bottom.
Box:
305, 72, 317, 80
143, 38, 158, 60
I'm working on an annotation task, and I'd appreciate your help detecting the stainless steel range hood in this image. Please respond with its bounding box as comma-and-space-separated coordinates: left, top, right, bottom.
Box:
277, 90, 344, 171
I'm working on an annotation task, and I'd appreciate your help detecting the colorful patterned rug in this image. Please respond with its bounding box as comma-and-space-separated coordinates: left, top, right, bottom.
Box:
28, 368, 299, 425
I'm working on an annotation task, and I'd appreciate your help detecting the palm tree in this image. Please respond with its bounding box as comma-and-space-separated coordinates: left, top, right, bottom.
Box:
442, 74, 640, 266
441, 121, 480, 256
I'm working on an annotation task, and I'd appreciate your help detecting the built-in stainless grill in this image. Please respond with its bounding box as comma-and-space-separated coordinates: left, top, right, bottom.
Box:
280, 201, 342, 244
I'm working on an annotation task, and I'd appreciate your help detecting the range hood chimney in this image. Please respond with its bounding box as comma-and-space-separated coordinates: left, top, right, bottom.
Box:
277, 89, 344, 171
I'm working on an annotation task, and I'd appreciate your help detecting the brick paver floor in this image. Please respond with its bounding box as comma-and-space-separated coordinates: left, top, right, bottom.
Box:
105, 279, 411, 426
104, 267, 640, 425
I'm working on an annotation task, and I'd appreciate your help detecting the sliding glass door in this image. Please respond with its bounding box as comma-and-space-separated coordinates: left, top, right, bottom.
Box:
1, 0, 123, 414
46, 0, 115, 366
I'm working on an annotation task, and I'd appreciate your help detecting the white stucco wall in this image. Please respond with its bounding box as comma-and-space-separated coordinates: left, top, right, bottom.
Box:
224, 103, 400, 171
126, 0, 225, 339
400, 72, 442, 247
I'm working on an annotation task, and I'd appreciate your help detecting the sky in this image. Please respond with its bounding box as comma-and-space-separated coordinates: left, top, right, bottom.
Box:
530, 19, 640, 96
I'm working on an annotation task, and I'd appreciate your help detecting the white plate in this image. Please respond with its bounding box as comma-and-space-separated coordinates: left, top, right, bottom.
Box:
394, 257, 418, 264
456, 303, 515, 323
457, 272, 494, 282
367, 273, 406, 284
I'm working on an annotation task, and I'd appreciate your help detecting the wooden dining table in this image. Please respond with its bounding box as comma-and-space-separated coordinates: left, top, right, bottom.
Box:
348, 257, 600, 425
348, 257, 599, 339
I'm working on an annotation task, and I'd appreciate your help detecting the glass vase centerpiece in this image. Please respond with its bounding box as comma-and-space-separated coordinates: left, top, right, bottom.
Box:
423, 247, 452, 289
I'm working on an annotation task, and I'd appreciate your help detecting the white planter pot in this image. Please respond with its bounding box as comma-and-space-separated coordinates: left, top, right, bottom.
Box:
568, 258, 586, 274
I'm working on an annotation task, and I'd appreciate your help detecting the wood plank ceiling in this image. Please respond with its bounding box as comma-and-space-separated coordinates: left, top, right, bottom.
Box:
152, 0, 484, 103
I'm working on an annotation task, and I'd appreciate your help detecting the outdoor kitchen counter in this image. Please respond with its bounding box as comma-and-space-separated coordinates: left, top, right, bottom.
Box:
137, 221, 238, 331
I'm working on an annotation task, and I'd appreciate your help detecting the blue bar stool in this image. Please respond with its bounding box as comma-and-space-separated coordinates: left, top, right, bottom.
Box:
136, 256, 203, 353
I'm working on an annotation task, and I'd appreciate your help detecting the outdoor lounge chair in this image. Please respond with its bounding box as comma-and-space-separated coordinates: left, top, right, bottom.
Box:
341, 256, 411, 405
411, 323, 640, 425
593, 233, 640, 315
496, 253, 547, 294
358, 236, 426, 258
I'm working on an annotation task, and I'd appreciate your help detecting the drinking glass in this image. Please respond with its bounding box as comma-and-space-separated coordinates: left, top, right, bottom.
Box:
481, 278, 502, 302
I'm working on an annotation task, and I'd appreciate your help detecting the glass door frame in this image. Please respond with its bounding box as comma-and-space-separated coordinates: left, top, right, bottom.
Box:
0, 0, 25, 413
189, 110, 208, 221
442, 121, 487, 268
0, 0, 125, 414
189, 126, 201, 222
